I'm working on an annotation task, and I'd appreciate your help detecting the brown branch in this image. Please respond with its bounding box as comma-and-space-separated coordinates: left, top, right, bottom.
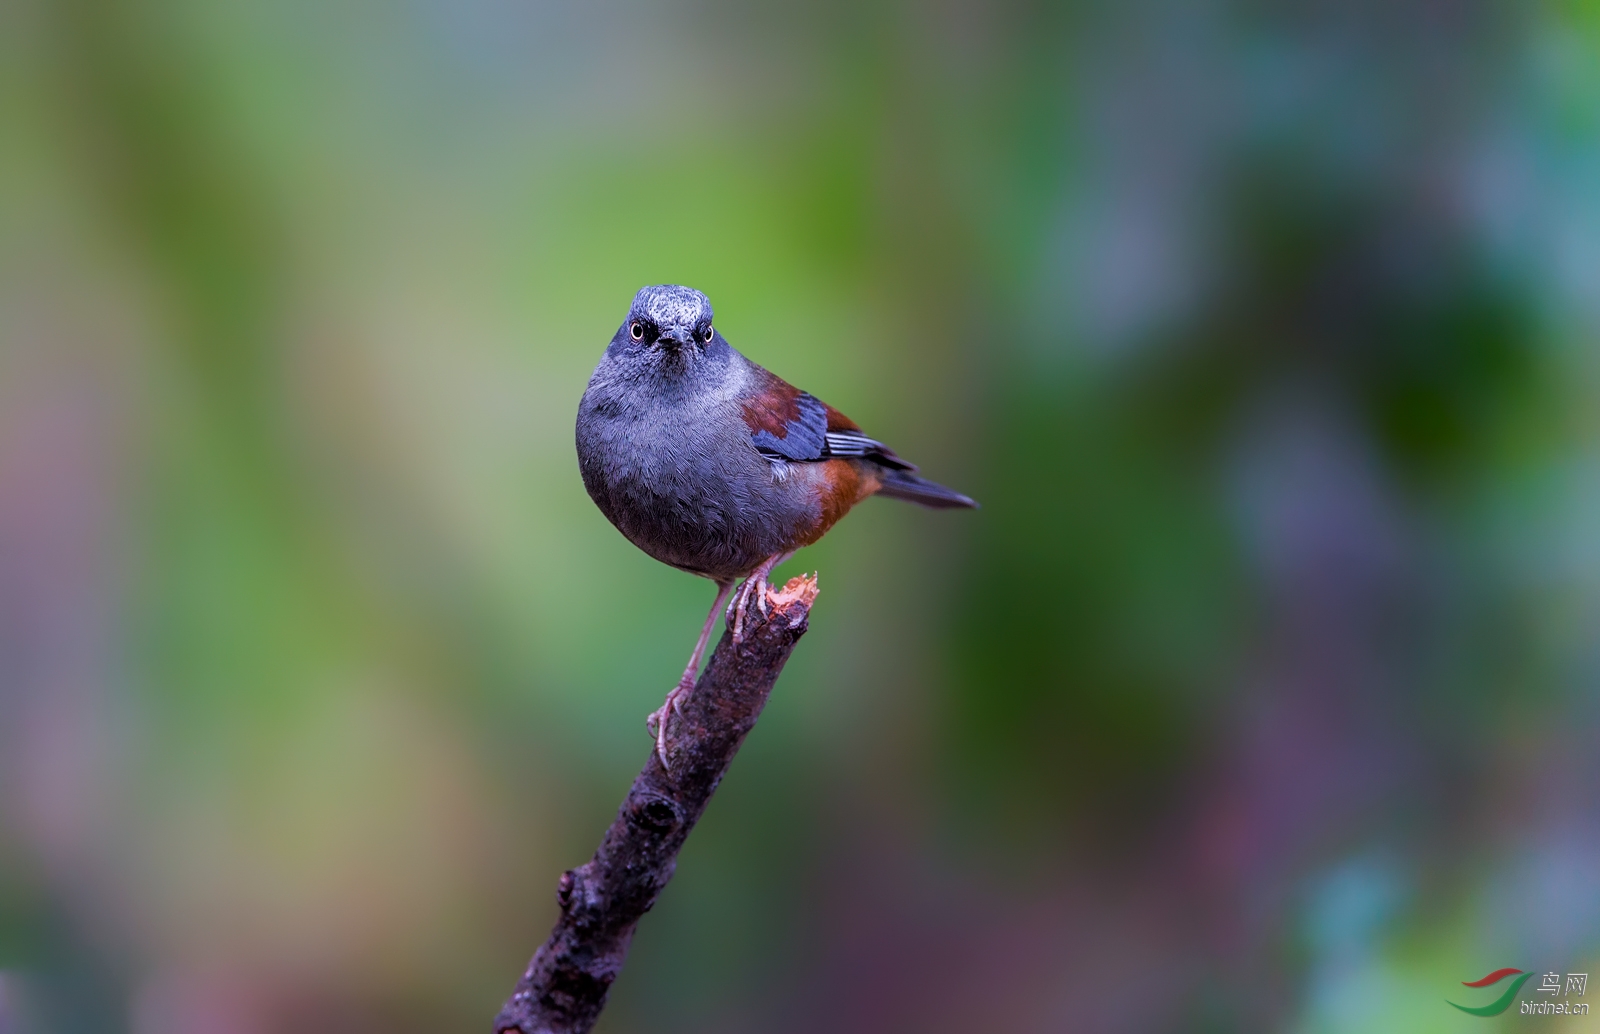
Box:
494, 574, 819, 1034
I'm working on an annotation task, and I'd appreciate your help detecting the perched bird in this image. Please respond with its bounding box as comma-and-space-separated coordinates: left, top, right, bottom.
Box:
576, 285, 977, 763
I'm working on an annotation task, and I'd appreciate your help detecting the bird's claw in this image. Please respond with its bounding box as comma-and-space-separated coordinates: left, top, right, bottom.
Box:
646, 703, 670, 769
730, 581, 749, 642
730, 575, 771, 643
648, 679, 694, 770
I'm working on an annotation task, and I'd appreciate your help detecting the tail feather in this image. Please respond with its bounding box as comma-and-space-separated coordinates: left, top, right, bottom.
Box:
876, 468, 979, 509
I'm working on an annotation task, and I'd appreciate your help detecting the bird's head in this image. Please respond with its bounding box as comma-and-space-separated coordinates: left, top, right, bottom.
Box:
616, 285, 717, 370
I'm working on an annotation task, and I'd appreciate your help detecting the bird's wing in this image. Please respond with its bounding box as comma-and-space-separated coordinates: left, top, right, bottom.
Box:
740, 366, 916, 471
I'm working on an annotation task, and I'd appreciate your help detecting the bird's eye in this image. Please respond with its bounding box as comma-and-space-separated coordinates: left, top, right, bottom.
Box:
703, 325, 714, 342
630, 322, 644, 340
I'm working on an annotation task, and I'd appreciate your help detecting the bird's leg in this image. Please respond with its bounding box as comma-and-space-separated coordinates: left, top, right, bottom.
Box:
647, 579, 735, 768
730, 551, 794, 642
675, 579, 736, 704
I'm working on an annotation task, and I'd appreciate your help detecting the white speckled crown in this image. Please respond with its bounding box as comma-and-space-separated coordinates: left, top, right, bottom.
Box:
631, 285, 713, 328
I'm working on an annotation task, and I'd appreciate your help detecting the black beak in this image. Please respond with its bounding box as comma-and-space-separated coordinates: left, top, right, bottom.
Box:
657, 328, 693, 350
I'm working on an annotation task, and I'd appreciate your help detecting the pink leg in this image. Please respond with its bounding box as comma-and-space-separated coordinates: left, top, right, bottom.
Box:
730, 550, 795, 642
648, 579, 735, 767
677, 579, 736, 694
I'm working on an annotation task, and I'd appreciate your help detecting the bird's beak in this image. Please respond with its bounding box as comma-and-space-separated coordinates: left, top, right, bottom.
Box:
657, 328, 693, 351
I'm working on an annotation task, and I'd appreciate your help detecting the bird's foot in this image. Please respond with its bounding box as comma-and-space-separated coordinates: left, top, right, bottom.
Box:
730, 552, 793, 642
730, 575, 769, 643
646, 675, 696, 769
731, 580, 750, 642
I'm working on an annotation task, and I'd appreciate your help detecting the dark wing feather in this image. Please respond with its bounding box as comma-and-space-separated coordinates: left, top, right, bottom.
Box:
741, 367, 915, 470
749, 391, 829, 461
820, 427, 915, 470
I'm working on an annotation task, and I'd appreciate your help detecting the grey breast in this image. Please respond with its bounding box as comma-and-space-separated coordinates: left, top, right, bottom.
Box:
576, 346, 816, 582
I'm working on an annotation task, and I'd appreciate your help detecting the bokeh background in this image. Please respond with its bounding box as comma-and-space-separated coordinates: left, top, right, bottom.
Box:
3, 0, 1600, 1031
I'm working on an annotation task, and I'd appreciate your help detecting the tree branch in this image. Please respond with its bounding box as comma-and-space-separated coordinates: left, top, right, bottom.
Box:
494, 574, 819, 1034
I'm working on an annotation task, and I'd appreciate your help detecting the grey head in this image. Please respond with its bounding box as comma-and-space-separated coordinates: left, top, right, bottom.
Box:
615, 285, 718, 358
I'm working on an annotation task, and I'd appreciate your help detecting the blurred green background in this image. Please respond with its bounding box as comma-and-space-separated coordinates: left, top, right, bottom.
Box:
3, 0, 1600, 1031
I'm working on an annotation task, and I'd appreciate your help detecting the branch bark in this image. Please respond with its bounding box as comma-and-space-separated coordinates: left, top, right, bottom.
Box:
494, 574, 819, 1034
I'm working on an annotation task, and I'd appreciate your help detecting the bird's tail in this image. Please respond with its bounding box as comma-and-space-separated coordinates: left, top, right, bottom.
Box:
876, 468, 979, 509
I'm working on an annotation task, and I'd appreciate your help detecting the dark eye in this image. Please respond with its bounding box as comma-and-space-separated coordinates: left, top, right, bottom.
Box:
630, 322, 644, 340
703, 325, 714, 342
